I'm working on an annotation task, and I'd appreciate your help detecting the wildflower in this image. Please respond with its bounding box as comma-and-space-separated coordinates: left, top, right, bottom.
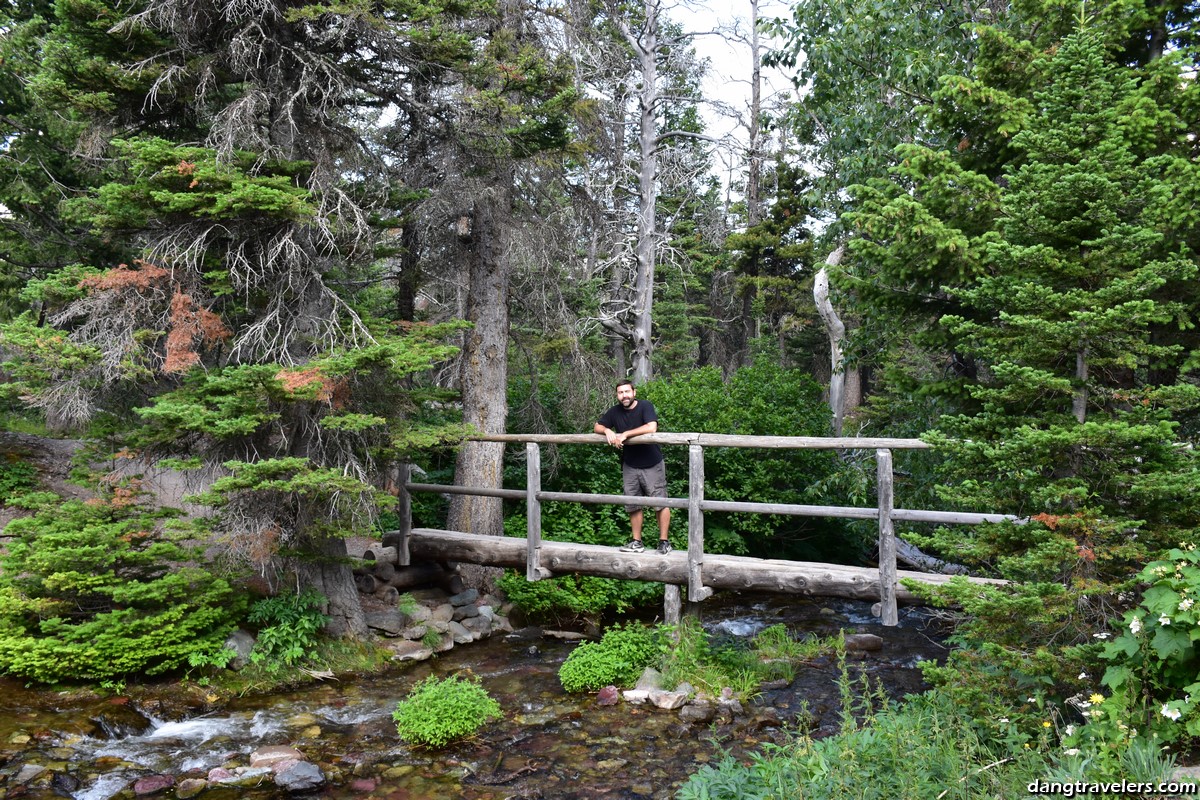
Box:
1027, 697, 1037, 703
1043, 721, 1052, 728
1130, 617, 1143, 634
1064, 725, 1076, 737
1090, 694, 1104, 705
1162, 704, 1182, 722
1159, 614, 1172, 626
1180, 598, 1194, 612
1064, 748, 1081, 756
1078, 671, 1089, 680
999, 718, 1009, 724
1093, 632, 1112, 639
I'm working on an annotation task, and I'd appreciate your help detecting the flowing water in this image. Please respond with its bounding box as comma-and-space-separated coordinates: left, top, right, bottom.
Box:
0, 593, 951, 800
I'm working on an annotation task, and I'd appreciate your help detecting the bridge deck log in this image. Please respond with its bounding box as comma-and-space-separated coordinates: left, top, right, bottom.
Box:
406, 529, 1003, 605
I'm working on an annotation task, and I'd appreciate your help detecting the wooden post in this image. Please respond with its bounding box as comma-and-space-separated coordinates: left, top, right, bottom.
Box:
397, 462, 412, 566
687, 444, 713, 602
876, 448, 898, 626
526, 442, 550, 580
663, 584, 681, 624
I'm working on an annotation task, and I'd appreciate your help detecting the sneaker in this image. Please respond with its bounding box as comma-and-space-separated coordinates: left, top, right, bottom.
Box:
656, 539, 673, 555
619, 539, 645, 553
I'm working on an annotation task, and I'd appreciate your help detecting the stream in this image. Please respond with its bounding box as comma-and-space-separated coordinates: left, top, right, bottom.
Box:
0, 593, 952, 800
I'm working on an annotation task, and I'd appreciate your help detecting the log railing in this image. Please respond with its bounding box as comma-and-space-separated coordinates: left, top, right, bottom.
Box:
395, 433, 1020, 626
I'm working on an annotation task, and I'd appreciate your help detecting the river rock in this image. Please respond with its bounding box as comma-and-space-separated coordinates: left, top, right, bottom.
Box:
622, 689, 650, 705
224, 629, 256, 670
14, 765, 47, 784
461, 615, 491, 636
175, 778, 207, 799
51, 772, 80, 795
365, 609, 410, 636
132, 774, 175, 795
434, 632, 455, 653
596, 686, 620, 706
399, 624, 428, 640
207, 768, 235, 783
844, 633, 884, 652
451, 603, 480, 621
447, 620, 475, 644
635, 668, 664, 691
90, 703, 153, 739
406, 604, 432, 623
448, 588, 479, 607
490, 614, 514, 634
388, 640, 433, 662
430, 603, 455, 623
679, 701, 714, 724
648, 689, 688, 711
250, 745, 305, 769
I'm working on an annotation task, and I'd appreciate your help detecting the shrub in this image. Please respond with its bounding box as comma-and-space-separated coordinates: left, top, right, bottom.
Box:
0, 458, 38, 504
392, 673, 502, 747
247, 589, 329, 673
559, 622, 660, 692
0, 492, 241, 683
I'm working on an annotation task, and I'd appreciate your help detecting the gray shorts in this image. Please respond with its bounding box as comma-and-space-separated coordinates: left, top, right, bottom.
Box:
622, 460, 668, 514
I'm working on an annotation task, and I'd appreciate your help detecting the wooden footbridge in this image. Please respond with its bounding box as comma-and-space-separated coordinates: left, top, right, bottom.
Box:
381, 433, 1016, 626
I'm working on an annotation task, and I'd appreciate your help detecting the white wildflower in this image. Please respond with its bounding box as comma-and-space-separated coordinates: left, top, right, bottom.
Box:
1161, 704, 1182, 722
1180, 598, 1194, 612
1159, 614, 1172, 626
1064, 748, 1081, 756
1064, 725, 1076, 737
1130, 617, 1143, 634
1093, 632, 1112, 639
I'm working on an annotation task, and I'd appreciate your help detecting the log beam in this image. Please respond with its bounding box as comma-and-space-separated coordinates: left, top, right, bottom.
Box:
405, 528, 1003, 605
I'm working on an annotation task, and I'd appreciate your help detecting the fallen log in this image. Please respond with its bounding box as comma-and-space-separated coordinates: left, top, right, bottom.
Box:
387, 562, 450, 591
407, 528, 1005, 605
364, 545, 398, 564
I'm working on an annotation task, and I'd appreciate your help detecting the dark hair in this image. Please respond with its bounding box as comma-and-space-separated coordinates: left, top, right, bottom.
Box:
615, 379, 635, 390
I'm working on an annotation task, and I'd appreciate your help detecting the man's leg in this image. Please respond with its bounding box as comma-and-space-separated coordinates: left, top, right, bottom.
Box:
655, 507, 670, 540
630, 509, 644, 542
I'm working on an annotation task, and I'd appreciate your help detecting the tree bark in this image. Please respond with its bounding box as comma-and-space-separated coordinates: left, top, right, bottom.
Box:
448, 179, 511, 592
301, 535, 369, 638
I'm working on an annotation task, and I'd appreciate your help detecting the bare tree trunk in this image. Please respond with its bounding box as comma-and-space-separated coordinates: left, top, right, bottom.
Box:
618, 0, 661, 386
737, 0, 764, 366
1074, 347, 1088, 423
814, 245, 848, 435
448, 180, 511, 592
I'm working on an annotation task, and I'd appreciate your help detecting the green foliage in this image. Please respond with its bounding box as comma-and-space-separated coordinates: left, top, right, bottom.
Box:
0, 492, 241, 683
392, 673, 502, 748
640, 363, 839, 560
0, 458, 39, 504
678, 689, 1051, 800
246, 590, 329, 673
558, 622, 661, 693
1094, 544, 1200, 748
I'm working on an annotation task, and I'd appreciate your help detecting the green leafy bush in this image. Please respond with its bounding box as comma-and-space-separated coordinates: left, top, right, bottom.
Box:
559, 622, 660, 692
247, 589, 329, 673
392, 673, 502, 747
0, 458, 38, 504
1093, 544, 1200, 749
0, 493, 241, 683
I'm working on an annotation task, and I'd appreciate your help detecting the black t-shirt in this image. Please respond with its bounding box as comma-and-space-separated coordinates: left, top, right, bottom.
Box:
597, 399, 664, 469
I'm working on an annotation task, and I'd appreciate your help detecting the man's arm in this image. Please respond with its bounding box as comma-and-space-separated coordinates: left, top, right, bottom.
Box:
602, 419, 656, 448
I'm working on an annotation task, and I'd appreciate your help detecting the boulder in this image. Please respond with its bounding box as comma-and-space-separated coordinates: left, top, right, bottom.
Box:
447, 620, 475, 644
132, 774, 175, 796
388, 640, 433, 662
451, 604, 480, 621
430, 604, 455, 623
844, 633, 884, 652
622, 690, 650, 705
596, 686, 620, 706
448, 588, 479, 607
224, 629, 257, 670
648, 689, 688, 711
679, 702, 715, 724
364, 609, 410, 636
249, 746, 305, 770
274, 761, 325, 794
634, 668, 664, 692
175, 778, 207, 799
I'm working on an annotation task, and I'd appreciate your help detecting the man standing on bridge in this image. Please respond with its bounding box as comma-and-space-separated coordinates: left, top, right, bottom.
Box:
594, 379, 672, 554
